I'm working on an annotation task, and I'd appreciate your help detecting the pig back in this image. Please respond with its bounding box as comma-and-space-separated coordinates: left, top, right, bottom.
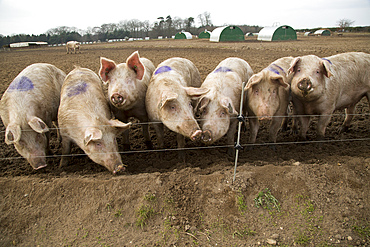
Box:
59, 67, 111, 127
215, 57, 254, 83
155, 57, 201, 87
0, 63, 66, 126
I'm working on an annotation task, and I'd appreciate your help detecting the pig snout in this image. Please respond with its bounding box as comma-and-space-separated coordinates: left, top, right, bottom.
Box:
297, 78, 312, 93
29, 157, 47, 170
201, 129, 213, 143
111, 93, 126, 106
113, 163, 126, 174
191, 129, 202, 141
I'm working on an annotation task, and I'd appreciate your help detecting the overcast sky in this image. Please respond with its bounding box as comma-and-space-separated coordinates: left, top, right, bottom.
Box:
0, 0, 369, 36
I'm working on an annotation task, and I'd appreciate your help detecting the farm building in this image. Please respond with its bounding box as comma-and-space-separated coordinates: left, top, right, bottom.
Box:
199, 30, 211, 39
304, 31, 314, 36
257, 25, 297, 41
314, 29, 331, 36
8, 42, 48, 48
210, 26, 245, 42
174, 31, 192, 39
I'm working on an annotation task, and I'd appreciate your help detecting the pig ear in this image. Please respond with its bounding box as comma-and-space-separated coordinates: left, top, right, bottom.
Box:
159, 91, 178, 110
28, 117, 49, 133
245, 73, 262, 90
288, 57, 301, 74
184, 87, 210, 99
196, 96, 210, 113
108, 119, 131, 131
220, 97, 238, 116
84, 127, 103, 146
126, 51, 145, 80
270, 74, 289, 88
5, 123, 21, 145
99, 57, 116, 83
320, 60, 333, 78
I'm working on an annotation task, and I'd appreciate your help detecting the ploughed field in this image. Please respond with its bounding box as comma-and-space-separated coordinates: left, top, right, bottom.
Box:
0, 34, 369, 246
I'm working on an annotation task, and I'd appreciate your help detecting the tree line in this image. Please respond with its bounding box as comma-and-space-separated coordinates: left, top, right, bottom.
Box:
0, 12, 262, 47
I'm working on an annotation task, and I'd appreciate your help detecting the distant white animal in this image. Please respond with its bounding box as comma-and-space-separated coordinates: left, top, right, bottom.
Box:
66, 41, 81, 54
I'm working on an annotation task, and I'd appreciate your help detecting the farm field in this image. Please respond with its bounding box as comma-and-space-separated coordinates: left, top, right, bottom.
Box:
0, 34, 369, 246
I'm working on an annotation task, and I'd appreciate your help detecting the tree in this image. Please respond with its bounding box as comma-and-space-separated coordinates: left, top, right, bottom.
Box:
197, 12, 212, 27
185, 17, 194, 32
337, 19, 355, 31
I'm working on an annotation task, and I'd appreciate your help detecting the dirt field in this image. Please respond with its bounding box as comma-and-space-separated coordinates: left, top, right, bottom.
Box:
0, 34, 369, 246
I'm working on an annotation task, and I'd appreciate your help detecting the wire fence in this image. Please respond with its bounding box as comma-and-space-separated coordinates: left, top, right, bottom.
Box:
0, 111, 369, 162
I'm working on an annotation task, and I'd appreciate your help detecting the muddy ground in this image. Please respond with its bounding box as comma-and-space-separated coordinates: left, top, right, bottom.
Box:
0, 34, 369, 246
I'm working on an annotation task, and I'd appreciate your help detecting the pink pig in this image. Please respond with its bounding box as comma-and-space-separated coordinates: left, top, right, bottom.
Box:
289, 52, 370, 140
0, 63, 66, 169
99, 51, 155, 150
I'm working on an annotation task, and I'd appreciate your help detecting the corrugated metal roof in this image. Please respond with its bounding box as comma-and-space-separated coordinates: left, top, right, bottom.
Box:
9, 42, 48, 48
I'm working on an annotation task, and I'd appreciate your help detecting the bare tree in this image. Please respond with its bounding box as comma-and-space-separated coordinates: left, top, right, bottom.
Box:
198, 12, 212, 27
337, 18, 355, 31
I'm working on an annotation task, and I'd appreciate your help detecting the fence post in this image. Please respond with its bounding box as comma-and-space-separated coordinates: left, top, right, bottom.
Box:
233, 81, 247, 183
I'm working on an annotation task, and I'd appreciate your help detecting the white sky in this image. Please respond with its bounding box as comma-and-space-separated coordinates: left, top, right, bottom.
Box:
0, 0, 369, 36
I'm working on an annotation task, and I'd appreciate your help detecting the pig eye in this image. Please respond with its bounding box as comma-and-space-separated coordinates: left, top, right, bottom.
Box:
254, 89, 259, 94
297, 68, 301, 73
95, 142, 103, 148
316, 70, 320, 74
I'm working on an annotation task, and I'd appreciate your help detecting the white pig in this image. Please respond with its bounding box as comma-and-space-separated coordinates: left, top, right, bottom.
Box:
99, 51, 155, 149
66, 41, 81, 54
0, 63, 66, 169
146, 57, 209, 153
244, 57, 293, 144
288, 52, 370, 140
196, 57, 253, 155
58, 67, 131, 174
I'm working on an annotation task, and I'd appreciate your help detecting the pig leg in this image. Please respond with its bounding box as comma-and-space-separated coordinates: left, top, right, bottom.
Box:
298, 116, 311, 140
340, 105, 356, 133
248, 116, 259, 144
60, 136, 72, 168
137, 114, 153, 149
226, 119, 238, 156
317, 114, 332, 141
270, 116, 284, 143
176, 133, 186, 161
152, 122, 164, 149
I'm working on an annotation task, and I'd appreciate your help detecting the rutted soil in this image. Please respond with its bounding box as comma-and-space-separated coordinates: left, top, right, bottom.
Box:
0, 34, 369, 246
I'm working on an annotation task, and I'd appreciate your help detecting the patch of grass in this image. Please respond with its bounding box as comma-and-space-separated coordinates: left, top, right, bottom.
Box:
136, 204, 155, 228
352, 223, 370, 240
236, 192, 248, 215
232, 227, 256, 239
254, 188, 281, 212
113, 209, 123, 218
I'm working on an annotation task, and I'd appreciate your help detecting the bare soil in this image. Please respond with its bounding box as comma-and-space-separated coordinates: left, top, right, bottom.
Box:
0, 34, 369, 246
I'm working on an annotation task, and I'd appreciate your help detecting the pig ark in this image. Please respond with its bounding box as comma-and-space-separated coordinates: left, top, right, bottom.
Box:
244, 57, 293, 144
146, 57, 209, 155
288, 52, 370, 140
99, 51, 155, 150
0, 63, 66, 169
58, 67, 131, 174
196, 57, 253, 155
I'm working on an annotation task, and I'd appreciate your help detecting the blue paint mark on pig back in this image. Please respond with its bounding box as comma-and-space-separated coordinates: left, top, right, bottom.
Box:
214, 67, 232, 73
155, 66, 172, 75
8, 76, 34, 92
267, 66, 280, 75
67, 81, 88, 97
321, 58, 332, 64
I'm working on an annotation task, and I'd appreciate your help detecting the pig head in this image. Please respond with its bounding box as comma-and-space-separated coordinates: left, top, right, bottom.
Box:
196, 92, 238, 144
157, 84, 208, 140
4, 116, 50, 170
289, 55, 333, 102
99, 51, 148, 111
245, 67, 290, 120
81, 119, 131, 174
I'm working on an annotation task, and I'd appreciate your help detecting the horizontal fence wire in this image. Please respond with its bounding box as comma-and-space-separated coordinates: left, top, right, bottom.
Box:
0, 112, 369, 134
0, 112, 368, 161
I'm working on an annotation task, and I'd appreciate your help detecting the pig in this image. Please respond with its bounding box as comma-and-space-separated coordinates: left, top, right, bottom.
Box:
244, 57, 293, 144
0, 63, 66, 169
288, 52, 370, 140
66, 41, 81, 54
196, 57, 253, 155
99, 51, 155, 150
58, 67, 131, 174
145, 57, 209, 154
